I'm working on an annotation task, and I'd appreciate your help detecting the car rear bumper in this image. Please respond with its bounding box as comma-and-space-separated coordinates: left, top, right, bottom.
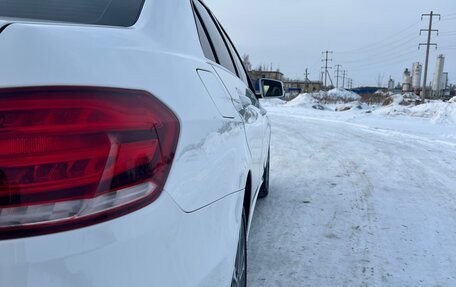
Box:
0, 191, 243, 287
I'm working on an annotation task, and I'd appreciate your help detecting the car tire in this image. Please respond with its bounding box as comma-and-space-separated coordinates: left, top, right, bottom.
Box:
258, 152, 270, 199
231, 208, 247, 287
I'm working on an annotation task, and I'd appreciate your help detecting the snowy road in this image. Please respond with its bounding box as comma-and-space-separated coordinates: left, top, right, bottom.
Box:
248, 108, 456, 286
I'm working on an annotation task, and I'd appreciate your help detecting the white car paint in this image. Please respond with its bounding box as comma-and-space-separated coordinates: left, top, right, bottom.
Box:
0, 0, 270, 286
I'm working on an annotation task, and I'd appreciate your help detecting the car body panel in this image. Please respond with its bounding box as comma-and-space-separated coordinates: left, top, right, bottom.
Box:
197, 69, 236, 119
0, 21, 248, 213
0, 191, 243, 287
212, 65, 268, 194
0, 0, 270, 286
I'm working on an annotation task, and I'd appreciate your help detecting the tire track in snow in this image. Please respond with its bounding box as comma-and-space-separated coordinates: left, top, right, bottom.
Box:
248, 111, 456, 287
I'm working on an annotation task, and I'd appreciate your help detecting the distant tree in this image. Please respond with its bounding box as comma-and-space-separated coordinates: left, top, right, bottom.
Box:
242, 54, 252, 71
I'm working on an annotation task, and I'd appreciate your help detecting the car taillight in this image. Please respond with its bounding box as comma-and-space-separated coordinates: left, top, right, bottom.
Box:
0, 87, 179, 239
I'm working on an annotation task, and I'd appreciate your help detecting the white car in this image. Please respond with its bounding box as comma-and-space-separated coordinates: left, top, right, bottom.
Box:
0, 0, 283, 286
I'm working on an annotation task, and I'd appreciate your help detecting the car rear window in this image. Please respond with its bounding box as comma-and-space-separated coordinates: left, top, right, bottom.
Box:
0, 0, 145, 27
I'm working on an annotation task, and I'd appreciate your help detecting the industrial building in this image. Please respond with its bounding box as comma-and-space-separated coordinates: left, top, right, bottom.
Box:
441, 72, 448, 92
249, 70, 284, 82
432, 54, 445, 98
400, 56, 451, 98
249, 68, 322, 96
283, 80, 322, 95
411, 62, 422, 92
388, 78, 395, 91
402, 68, 411, 92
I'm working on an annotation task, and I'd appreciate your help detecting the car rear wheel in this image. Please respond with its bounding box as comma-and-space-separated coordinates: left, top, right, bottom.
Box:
231, 208, 247, 287
258, 152, 270, 199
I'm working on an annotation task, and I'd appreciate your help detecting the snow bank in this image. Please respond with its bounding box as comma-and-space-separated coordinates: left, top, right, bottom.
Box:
391, 93, 404, 104
375, 97, 456, 125
287, 89, 360, 108
310, 89, 361, 103
326, 88, 361, 101
382, 93, 420, 106
374, 89, 390, 95
266, 90, 455, 125
286, 93, 316, 107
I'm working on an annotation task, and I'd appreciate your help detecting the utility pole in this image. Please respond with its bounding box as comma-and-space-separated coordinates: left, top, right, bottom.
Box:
327, 73, 334, 89
321, 51, 333, 91
342, 70, 347, 89
335, 64, 342, 88
419, 11, 440, 101
304, 68, 310, 82
346, 78, 352, 89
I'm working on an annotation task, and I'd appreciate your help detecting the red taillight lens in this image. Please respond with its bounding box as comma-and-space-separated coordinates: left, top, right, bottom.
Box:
0, 87, 179, 239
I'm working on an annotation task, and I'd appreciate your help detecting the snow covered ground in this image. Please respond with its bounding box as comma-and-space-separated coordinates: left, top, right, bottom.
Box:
248, 93, 456, 286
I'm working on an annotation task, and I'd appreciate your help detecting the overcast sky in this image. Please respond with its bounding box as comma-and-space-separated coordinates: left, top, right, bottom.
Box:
205, 0, 456, 87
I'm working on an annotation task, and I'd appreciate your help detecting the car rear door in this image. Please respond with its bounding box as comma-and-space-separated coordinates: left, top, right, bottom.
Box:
192, 0, 267, 194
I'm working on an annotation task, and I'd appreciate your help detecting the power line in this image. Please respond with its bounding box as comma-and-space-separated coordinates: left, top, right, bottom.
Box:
341, 46, 421, 69
347, 54, 421, 72
441, 16, 456, 22
440, 33, 456, 37
342, 48, 420, 70
340, 43, 418, 65
337, 20, 421, 54
346, 54, 422, 78
337, 35, 421, 68
338, 33, 420, 57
